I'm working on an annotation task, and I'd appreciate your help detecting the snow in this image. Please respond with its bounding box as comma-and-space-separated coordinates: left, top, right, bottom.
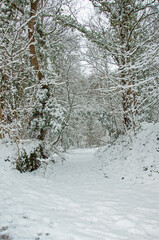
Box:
97, 122, 159, 182
0, 123, 159, 240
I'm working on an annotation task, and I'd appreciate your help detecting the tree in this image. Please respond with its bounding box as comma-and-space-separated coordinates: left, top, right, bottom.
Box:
0, 0, 90, 152
82, 40, 123, 138
0, 0, 29, 140
89, 0, 159, 131
60, 0, 159, 133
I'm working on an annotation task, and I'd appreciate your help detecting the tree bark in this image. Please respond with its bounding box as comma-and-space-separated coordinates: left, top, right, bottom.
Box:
28, 0, 43, 81
28, 0, 48, 141
0, 105, 2, 139
0, 72, 8, 139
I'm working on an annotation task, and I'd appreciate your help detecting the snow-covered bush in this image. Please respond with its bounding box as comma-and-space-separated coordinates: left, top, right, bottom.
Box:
16, 147, 41, 173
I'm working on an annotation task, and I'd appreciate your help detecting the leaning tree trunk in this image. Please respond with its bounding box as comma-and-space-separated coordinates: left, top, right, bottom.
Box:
28, 0, 43, 81
28, 0, 48, 142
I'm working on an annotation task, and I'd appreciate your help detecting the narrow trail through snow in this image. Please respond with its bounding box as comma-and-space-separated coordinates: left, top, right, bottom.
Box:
1, 148, 159, 240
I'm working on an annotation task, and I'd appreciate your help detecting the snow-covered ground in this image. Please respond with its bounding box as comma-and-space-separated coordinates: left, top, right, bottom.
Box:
0, 123, 159, 240
97, 122, 159, 182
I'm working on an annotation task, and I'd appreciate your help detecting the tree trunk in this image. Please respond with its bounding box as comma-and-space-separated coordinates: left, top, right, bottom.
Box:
0, 72, 7, 139
0, 105, 2, 139
118, 1, 136, 131
28, 0, 43, 81
28, 0, 48, 141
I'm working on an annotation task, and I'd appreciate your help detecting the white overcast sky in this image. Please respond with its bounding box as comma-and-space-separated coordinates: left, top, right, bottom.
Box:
72, 0, 94, 24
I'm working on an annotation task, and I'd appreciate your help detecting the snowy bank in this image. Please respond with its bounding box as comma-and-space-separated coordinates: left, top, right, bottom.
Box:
97, 122, 159, 183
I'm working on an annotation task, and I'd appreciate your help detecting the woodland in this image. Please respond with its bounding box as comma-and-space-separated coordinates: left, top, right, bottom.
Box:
0, 0, 159, 171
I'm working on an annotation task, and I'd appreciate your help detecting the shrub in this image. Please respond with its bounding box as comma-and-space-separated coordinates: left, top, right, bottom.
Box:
16, 147, 41, 173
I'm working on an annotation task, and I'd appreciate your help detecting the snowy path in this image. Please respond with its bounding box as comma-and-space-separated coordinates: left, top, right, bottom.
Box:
0, 148, 159, 240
